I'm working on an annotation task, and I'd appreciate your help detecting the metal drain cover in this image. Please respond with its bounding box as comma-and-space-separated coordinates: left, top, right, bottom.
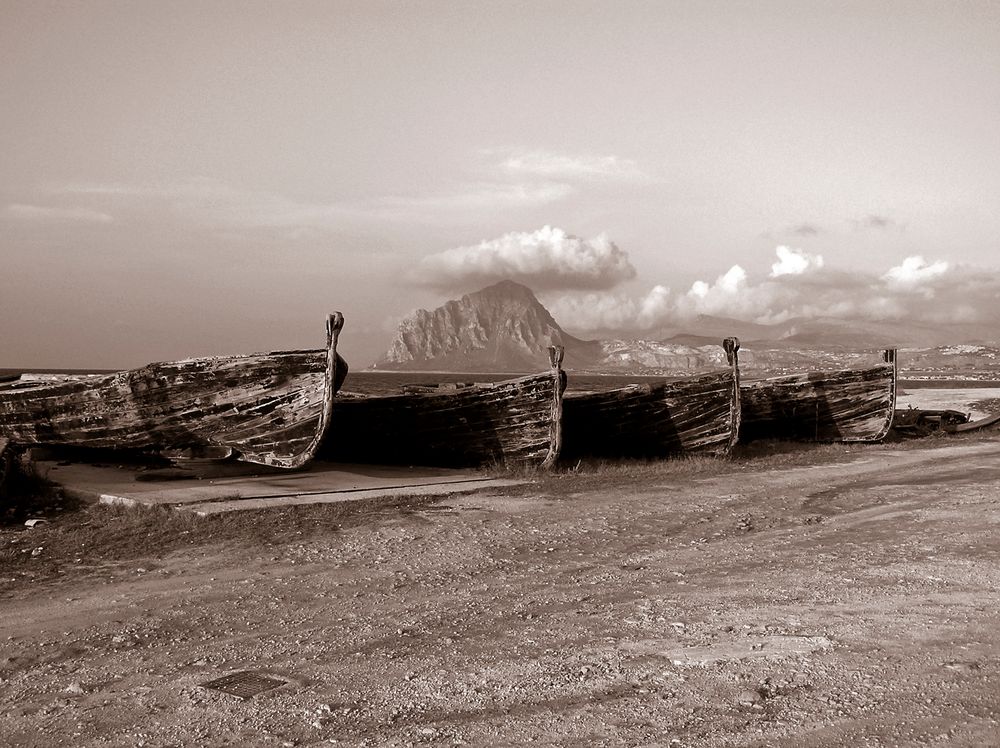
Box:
200, 671, 287, 699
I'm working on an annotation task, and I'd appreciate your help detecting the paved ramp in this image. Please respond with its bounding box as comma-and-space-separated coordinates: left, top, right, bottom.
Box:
41, 459, 526, 516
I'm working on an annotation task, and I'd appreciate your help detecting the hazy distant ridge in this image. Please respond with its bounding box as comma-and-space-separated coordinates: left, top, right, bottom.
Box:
376, 281, 735, 373
375, 280, 1000, 375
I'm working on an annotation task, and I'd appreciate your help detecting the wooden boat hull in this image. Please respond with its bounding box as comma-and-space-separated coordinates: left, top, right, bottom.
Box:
561, 338, 742, 460
739, 351, 897, 443
320, 347, 565, 469
0, 314, 347, 468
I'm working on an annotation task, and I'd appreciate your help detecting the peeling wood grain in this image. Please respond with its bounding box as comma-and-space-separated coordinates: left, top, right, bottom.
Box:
561, 338, 742, 460
0, 314, 347, 468
321, 347, 565, 469
739, 349, 897, 443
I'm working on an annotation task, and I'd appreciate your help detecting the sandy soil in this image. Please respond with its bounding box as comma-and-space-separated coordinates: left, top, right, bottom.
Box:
4, 436, 1000, 747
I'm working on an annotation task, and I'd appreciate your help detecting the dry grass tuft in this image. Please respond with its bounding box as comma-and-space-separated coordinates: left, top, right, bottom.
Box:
1, 457, 81, 525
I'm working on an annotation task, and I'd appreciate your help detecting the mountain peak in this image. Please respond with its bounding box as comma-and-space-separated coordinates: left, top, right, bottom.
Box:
376, 280, 573, 371
473, 279, 537, 298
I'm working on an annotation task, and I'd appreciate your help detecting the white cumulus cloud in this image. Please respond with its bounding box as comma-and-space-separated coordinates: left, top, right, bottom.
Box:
883, 255, 950, 287
411, 226, 637, 291
770, 246, 824, 277
543, 248, 999, 335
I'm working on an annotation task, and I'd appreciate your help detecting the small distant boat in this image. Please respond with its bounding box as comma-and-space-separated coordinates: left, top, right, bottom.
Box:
891, 407, 970, 437
739, 349, 897, 443
560, 338, 742, 460
0, 314, 347, 468
320, 347, 565, 469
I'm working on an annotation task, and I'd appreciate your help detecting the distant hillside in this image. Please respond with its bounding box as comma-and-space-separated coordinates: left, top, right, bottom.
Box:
656, 314, 999, 350
375, 280, 1000, 375
375, 281, 731, 373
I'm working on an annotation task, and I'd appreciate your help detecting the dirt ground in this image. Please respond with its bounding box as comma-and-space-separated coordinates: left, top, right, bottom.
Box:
4, 435, 1000, 747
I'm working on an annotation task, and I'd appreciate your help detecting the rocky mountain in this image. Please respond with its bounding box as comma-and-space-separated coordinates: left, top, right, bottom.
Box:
377, 281, 598, 371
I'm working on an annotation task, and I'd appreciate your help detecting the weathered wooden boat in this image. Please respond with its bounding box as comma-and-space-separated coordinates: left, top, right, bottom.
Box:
0, 313, 347, 469
319, 347, 565, 469
560, 338, 742, 461
739, 349, 897, 443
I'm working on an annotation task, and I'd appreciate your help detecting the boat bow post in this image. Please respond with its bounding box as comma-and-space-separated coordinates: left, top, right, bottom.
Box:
876, 347, 899, 441
541, 345, 566, 470
260, 311, 345, 470
723, 337, 742, 451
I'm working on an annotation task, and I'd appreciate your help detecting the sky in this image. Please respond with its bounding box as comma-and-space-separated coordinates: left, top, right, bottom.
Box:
2, 0, 999, 368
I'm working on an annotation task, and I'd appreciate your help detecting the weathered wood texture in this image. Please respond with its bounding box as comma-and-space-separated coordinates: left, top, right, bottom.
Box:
0, 437, 11, 496
321, 347, 565, 469
0, 314, 347, 468
740, 351, 897, 443
561, 339, 742, 460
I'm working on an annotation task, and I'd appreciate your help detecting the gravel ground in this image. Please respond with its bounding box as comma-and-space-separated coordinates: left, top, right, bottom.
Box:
4, 436, 1000, 746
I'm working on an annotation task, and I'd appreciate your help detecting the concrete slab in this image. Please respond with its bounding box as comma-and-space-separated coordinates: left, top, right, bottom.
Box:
40, 459, 527, 515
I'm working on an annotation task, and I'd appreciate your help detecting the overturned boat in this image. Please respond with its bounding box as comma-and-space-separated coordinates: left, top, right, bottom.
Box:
739, 349, 897, 443
560, 338, 742, 461
320, 346, 565, 469
0, 314, 347, 468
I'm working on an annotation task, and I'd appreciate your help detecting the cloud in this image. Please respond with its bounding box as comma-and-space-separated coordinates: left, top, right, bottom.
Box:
495, 149, 647, 181
855, 214, 904, 232
544, 247, 1000, 333
56, 177, 571, 231
770, 246, 824, 277
862, 214, 891, 229
883, 255, 949, 288
411, 226, 637, 291
6, 203, 113, 224
789, 223, 822, 237
688, 265, 747, 299
371, 182, 573, 217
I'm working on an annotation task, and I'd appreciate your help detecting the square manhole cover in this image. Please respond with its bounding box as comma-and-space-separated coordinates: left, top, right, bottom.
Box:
200, 671, 287, 699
